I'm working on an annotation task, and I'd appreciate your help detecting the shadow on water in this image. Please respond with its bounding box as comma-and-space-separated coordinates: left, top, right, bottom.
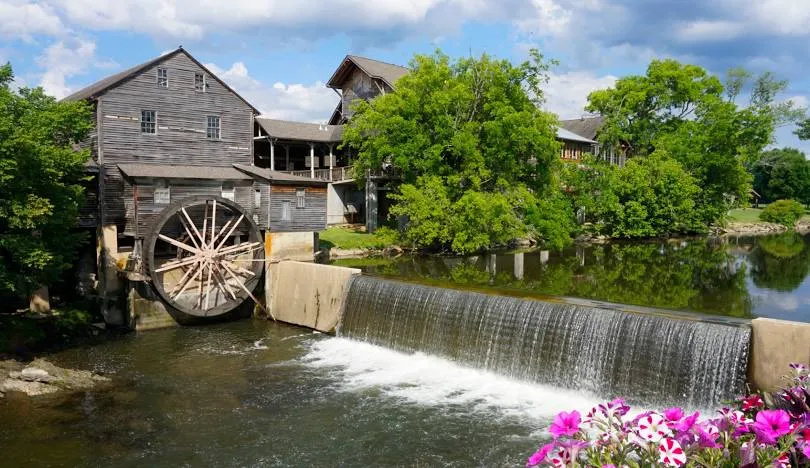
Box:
333, 233, 810, 323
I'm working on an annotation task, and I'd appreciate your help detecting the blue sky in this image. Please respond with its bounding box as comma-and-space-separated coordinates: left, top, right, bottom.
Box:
2, 0, 808, 152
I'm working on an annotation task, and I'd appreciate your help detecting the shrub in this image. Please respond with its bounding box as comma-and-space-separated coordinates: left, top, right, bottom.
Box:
526, 363, 810, 467
760, 199, 806, 226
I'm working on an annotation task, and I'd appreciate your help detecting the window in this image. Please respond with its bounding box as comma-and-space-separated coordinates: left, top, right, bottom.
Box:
141, 110, 156, 134
195, 72, 206, 92
206, 116, 220, 140
296, 188, 306, 208
157, 67, 168, 88
281, 201, 292, 221
254, 189, 261, 208
221, 182, 235, 201
154, 180, 170, 204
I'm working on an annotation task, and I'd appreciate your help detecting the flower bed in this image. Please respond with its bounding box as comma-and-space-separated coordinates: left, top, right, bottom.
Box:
527, 364, 810, 467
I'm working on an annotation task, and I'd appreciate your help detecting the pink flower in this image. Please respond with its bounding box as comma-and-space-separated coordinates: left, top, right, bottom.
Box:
800, 442, 810, 460
549, 446, 572, 468
527, 443, 554, 467
674, 411, 699, 433
636, 413, 672, 443
741, 394, 764, 411
664, 407, 684, 423
658, 438, 686, 467
752, 410, 792, 445
608, 398, 630, 417
550, 411, 582, 439
694, 423, 721, 449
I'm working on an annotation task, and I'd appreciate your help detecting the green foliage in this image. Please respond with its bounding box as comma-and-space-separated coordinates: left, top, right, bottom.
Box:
342, 50, 564, 253
585, 59, 797, 226
749, 233, 810, 292
753, 148, 810, 204
318, 226, 395, 250
759, 199, 806, 226
796, 119, 810, 140
563, 154, 704, 238
0, 63, 92, 298
524, 192, 577, 250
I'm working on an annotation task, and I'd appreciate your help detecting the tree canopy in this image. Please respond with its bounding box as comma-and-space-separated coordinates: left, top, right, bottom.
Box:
752, 148, 810, 204
342, 50, 567, 253
0, 63, 92, 299
586, 59, 802, 225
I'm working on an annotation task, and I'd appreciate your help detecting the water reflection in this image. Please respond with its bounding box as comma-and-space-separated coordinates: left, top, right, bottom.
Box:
333, 234, 810, 322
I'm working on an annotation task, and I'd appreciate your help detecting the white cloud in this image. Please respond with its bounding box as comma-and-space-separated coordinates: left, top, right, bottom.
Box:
36, 38, 116, 98
515, 0, 572, 37
543, 71, 616, 118
743, 0, 810, 36
0, 0, 64, 40
204, 61, 338, 122
676, 20, 745, 42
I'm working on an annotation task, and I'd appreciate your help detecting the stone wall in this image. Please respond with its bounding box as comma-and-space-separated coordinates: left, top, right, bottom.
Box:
267, 261, 360, 333
266, 231, 316, 262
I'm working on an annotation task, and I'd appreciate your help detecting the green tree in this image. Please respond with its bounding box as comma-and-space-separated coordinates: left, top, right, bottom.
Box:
342, 50, 564, 253
0, 64, 92, 300
586, 60, 796, 225
753, 148, 810, 204
796, 119, 810, 141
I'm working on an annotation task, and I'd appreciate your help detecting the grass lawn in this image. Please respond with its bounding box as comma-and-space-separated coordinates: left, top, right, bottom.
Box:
727, 206, 810, 223
318, 226, 392, 250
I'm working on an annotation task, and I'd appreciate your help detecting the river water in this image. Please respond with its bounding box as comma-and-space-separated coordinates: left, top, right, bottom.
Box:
333, 233, 810, 323
0, 320, 597, 467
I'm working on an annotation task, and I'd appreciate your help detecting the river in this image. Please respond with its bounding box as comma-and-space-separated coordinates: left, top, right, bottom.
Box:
332, 233, 810, 323
0, 320, 595, 467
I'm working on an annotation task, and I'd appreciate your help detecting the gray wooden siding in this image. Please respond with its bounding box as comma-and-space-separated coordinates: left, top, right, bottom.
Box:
254, 181, 271, 228
268, 186, 327, 232
98, 52, 254, 231
341, 68, 381, 120
128, 180, 255, 238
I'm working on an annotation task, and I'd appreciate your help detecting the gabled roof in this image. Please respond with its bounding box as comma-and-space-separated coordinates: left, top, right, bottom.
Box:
556, 127, 597, 144
233, 164, 329, 186
63, 47, 259, 114
326, 55, 409, 89
118, 163, 252, 180
255, 117, 343, 143
559, 116, 606, 141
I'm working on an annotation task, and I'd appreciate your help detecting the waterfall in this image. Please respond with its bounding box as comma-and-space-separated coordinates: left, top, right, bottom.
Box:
339, 276, 751, 408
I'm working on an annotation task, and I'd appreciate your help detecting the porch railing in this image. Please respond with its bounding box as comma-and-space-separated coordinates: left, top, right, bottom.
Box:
281, 166, 355, 182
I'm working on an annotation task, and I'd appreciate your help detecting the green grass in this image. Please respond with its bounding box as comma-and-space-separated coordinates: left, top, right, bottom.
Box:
318, 226, 394, 250
727, 206, 810, 223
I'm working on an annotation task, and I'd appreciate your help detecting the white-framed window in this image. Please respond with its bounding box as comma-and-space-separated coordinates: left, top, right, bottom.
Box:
281, 201, 292, 221
194, 72, 206, 92
154, 180, 170, 204
221, 182, 235, 201
206, 116, 220, 140
157, 67, 168, 88
296, 188, 306, 208
141, 110, 156, 134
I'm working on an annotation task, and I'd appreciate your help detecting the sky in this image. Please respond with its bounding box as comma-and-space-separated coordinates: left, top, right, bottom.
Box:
2, 0, 809, 152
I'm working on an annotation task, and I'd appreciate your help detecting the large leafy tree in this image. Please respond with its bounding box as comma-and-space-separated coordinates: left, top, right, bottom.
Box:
586, 59, 798, 224
752, 148, 810, 204
342, 50, 564, 253
0, 64, 92, 300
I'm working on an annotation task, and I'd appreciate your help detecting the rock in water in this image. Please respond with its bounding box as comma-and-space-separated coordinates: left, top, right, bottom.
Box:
19, 367, 55, 383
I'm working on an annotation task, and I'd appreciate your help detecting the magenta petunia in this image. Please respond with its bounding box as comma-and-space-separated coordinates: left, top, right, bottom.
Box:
674, 411, 699, 433
741, 394, 764, 411
526, 443, 554, 467
664, 407, 684, 423
752, 410, 792, 445
549, 410, 582, 439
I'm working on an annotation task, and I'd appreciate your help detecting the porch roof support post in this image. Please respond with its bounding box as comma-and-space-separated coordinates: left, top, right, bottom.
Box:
269, 138, 275, 171
309, 143, 315, 179
328, 143, 334, 181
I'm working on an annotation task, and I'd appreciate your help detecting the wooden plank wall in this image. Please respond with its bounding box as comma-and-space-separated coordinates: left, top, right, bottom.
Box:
129, 181, 255, 238
268, 185, 327, 232
99, 52, 254, 232
341, 68, 381, 121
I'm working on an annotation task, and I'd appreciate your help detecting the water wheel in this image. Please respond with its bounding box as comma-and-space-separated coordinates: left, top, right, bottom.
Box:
144, 195, 265, 317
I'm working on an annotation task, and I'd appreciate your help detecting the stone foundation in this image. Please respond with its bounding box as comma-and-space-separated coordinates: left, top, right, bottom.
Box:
749, 317, 810, 391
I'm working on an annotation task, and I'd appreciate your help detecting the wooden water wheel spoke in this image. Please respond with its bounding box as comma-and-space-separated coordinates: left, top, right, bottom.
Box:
146, 196, 265, 318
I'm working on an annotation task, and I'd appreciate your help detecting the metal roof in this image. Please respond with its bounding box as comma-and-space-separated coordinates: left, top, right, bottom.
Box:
559, 116, 606, 141
62, 48, 259, 114
233, 164, 329, 186
255, 117, 344, 143
326, 55, 410, 89
556, 127, 597, 144
118, 163, 252, 180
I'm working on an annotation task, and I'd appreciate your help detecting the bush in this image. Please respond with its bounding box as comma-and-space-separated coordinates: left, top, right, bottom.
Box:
526, 363, 810, 467
760, 199, 806, 226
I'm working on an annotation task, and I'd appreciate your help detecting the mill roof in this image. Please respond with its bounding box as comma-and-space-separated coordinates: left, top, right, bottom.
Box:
233, 164, 329, 186
118, 163, 252, 181
255, 117, 344, 143
559, 116, 606, 141
326, 55, 410, 89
